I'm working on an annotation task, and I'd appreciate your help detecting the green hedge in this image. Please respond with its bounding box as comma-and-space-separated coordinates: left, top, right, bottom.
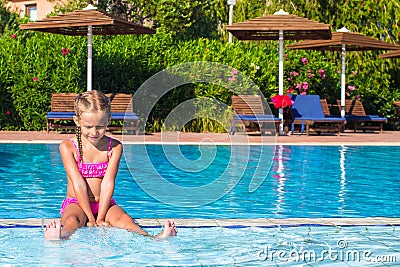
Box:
1, 31, 400, 131
2, 0, 400, 132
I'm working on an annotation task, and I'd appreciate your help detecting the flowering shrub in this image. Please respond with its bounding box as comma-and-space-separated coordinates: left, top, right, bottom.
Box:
345, 70, 360, 100
285, 56, 328, 95
228, 67, 237, 81
284, 55, 362, 104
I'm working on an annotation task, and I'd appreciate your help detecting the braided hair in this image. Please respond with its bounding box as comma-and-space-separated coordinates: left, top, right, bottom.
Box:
74, 90, 111, 161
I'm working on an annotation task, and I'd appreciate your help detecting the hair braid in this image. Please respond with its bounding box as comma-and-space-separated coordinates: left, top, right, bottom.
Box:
73, 90, 111, 162
76, 125, 83, 161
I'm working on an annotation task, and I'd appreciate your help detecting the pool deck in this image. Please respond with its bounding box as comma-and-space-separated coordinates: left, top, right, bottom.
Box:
1, 130, 400, 228
0, 129, 399, 145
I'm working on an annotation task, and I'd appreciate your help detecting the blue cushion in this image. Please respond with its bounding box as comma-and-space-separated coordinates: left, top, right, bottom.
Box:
47, 112, 75, 119
291, 95, 322, 118
111, 112, 139, 120
234, 114, 281, 122
346, 115, 387, 122
290, 95, 345, 122
47, 112, 139, 120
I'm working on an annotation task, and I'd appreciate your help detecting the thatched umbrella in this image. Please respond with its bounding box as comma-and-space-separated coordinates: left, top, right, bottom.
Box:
287, 27, 400, 117
20, 5, 155, 91
379, 50, 400, 59
226, 9, 331, 133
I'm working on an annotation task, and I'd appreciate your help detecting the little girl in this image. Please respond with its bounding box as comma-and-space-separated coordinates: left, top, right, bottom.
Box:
44, 90, 177, 240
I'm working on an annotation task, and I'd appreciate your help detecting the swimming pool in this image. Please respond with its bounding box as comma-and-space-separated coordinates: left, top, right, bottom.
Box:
0, 143, 399, 266
0, 144, 399, 219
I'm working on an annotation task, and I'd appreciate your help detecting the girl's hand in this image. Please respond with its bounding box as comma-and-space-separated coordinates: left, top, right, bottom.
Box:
87, 220, 97, 227
96, 219, 110, 227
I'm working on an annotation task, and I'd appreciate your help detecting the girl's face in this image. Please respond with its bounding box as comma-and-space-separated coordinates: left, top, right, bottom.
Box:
76, 111, 110, 145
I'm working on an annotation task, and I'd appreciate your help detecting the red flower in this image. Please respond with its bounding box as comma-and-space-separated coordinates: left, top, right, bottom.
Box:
301, 57, 309, 65
318, 69, 326, 79
33, 77, 38, 82
271, 95, 293, 109
286, 87, 295, 94
6, 111, 11, 115
62, 47, 71, 56
10, 34, 17, 39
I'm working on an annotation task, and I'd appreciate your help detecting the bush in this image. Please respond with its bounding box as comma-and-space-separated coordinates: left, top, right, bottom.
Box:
2, 0, 400, 131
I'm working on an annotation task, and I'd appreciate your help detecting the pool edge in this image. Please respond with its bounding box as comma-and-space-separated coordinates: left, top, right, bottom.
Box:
1, 217, 399, 228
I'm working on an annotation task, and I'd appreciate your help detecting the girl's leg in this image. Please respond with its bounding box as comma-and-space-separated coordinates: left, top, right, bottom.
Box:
105, 205, 177, 238
44, 203, 87, 240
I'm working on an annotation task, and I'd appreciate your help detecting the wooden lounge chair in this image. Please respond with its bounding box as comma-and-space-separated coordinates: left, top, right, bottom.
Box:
46, 93, 140, 134
231, 95, 281, 136
291, 95, 346, 136
337, 99, 387, 134
320, 99, 331, 117
46, 93, 77, 133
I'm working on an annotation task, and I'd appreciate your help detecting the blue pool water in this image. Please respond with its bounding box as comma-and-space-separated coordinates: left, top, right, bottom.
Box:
1, 225, 399, 266
1, 143, 400, 266
0, 144, 400, 219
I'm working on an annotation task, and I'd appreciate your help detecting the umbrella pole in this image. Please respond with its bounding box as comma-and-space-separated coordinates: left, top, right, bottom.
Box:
87, 25, 93, 91
340, 44, 346, 118
278, 30, 284, 135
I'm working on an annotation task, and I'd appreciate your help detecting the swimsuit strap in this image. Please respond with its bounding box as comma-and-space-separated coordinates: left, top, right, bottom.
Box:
107, 137, 113, 159
70, 137, 112, 162
69, 138, 82, 163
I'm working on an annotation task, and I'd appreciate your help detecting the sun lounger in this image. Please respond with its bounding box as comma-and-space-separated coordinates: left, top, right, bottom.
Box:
320, 99, 332, 117
291, 95, 346, 136
47, 93, 140, 134
231, 95, 281, 136
337, 99, 387, 134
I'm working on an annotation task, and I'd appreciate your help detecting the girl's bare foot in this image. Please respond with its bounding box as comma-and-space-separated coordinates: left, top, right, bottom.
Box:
44, 220, 62, 240
156, 219, 177, 238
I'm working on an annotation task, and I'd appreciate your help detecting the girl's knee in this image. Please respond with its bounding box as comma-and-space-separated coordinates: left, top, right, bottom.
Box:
62, 215, 85, 228
119, 213, 134, 223
110, 213, 135, 228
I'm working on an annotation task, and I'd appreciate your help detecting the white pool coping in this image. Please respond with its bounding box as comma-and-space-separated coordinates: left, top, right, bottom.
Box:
1, 218, 399, 228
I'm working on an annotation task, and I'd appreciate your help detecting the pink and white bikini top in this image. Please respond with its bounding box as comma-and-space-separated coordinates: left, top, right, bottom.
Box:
70, 137, 112, 178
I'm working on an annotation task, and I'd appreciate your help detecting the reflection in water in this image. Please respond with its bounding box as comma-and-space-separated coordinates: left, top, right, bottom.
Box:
338, 145, 348, 213
2, 144, 400, 219
272, 145, 289, 215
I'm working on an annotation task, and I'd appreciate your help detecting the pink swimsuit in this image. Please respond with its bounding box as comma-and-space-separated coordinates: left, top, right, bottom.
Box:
71, 137, 113, 178
60, 137, 116, 215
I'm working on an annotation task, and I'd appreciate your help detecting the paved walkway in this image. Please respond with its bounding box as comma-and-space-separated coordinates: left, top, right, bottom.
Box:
0, 130, 399, 145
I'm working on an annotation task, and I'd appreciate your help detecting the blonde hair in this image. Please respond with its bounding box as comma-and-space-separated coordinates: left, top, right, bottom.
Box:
74, 90, 110, 119
74, 90, 111, 161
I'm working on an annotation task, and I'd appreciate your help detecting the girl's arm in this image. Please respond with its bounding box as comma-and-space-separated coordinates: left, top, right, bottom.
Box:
96, 140, 123, 225
59, 140, 96, 225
